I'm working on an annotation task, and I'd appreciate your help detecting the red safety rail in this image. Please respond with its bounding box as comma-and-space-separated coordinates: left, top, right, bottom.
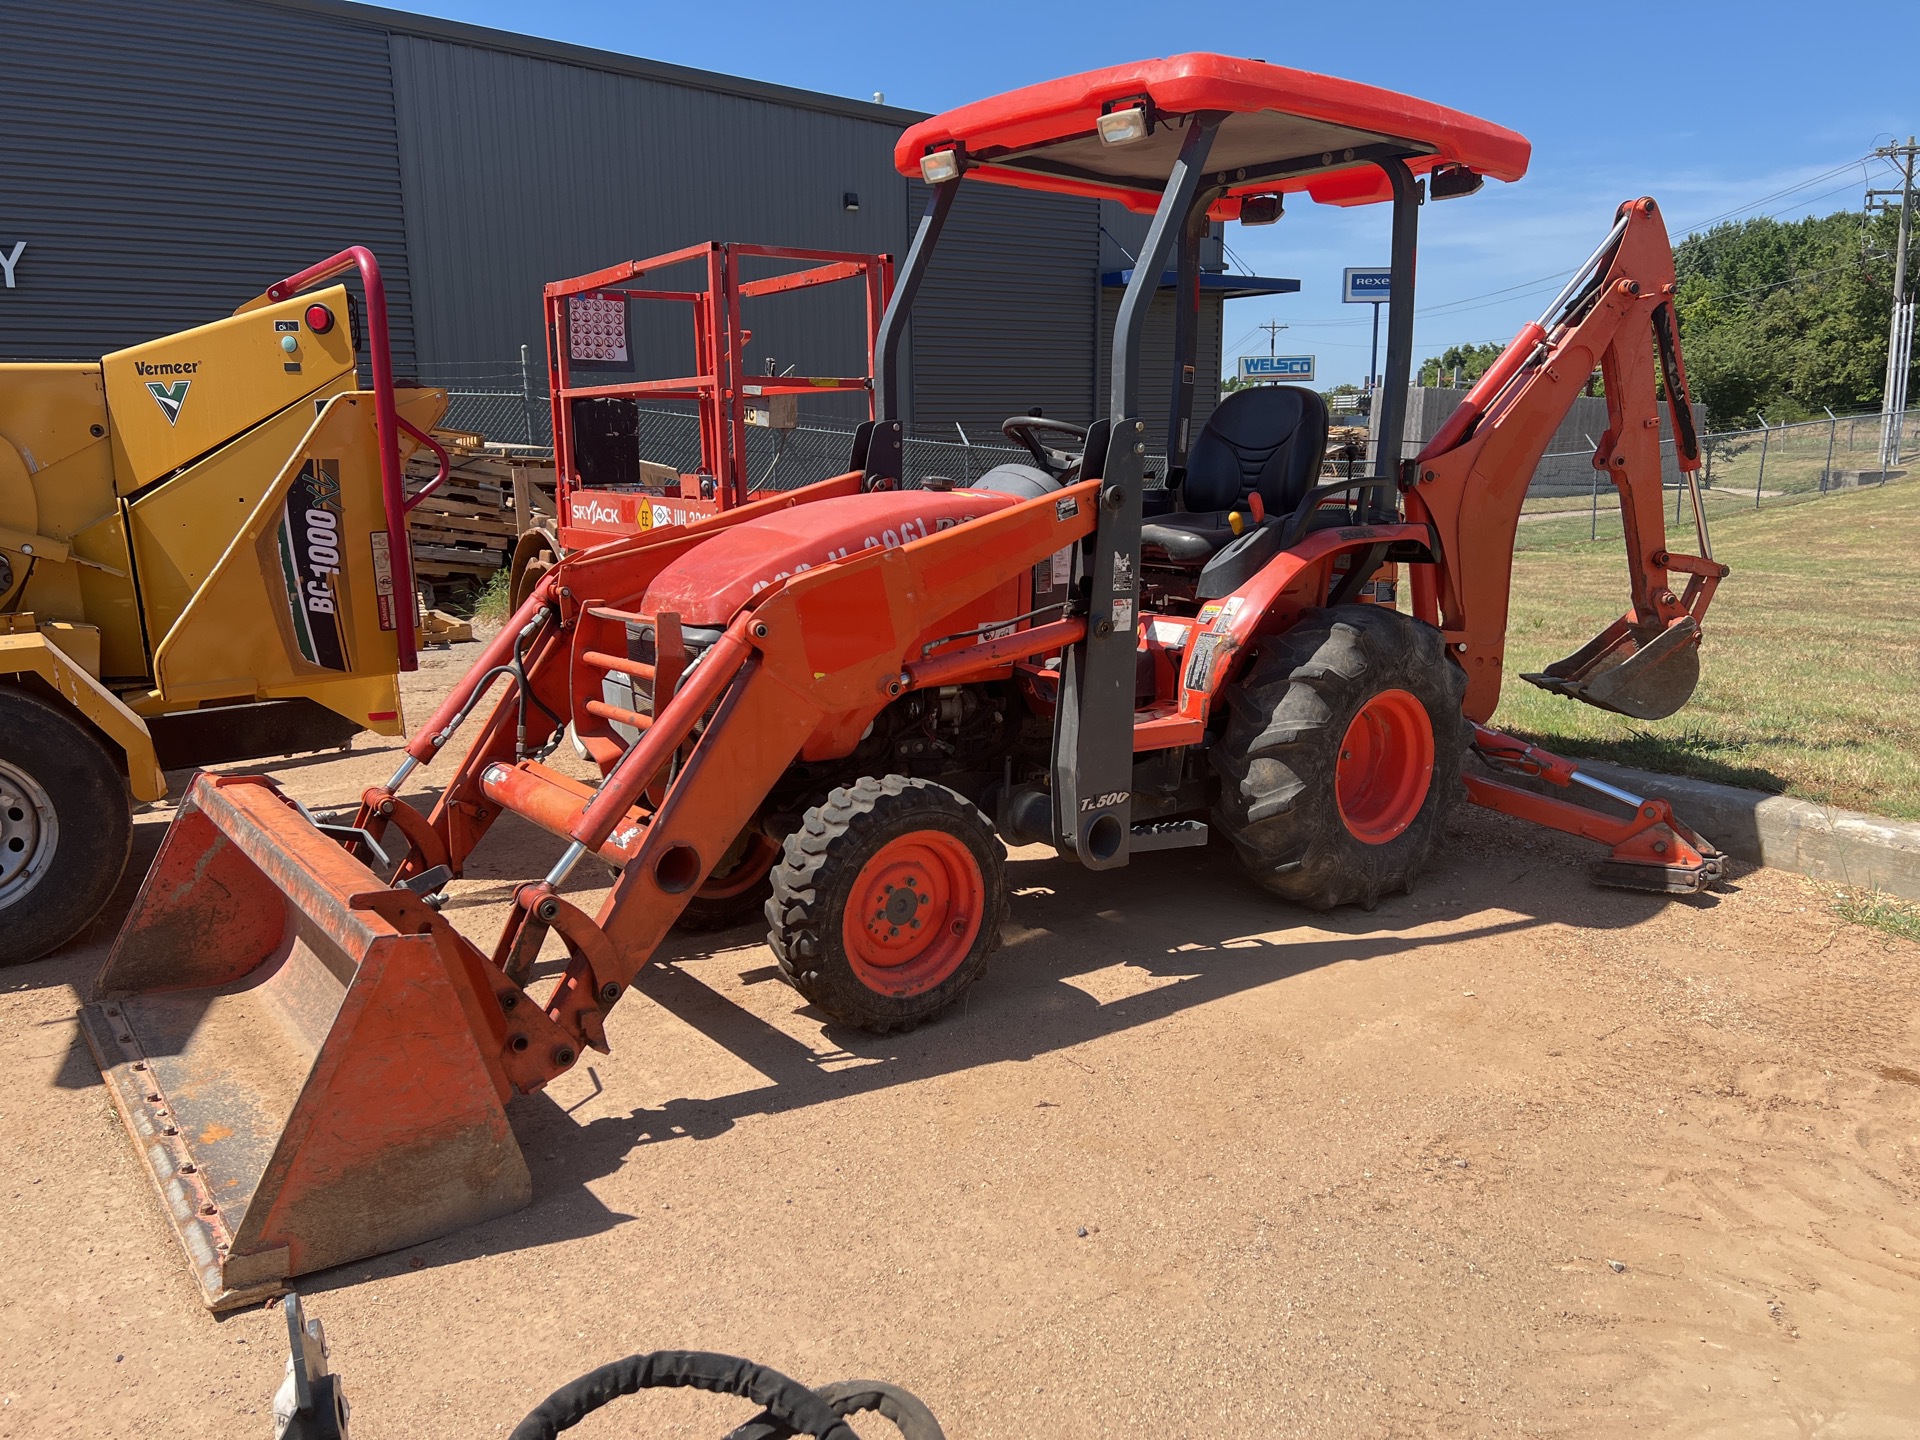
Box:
242, 246, 439, 670
543, 243, 893, 525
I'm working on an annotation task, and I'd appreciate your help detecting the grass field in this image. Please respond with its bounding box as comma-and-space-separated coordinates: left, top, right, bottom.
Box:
1494, 477, 1920, 819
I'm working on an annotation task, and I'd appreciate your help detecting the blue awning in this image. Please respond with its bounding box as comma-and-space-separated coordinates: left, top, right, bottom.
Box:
1101, 269, 1301, 300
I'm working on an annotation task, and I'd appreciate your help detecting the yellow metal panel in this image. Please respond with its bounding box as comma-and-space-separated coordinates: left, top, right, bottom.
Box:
0, 631, 166, 801
0, 365, 119, 629
128, 375, 356, 645
0, 364, 111, 538
152, 393, 402, 728
69, 510, 143, 679
40, 621, 101, 677
265, 673, 406, 737
103, 285, 356, 492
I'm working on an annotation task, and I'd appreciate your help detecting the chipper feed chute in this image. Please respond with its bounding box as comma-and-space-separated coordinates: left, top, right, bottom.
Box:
79, 773, 531, 1311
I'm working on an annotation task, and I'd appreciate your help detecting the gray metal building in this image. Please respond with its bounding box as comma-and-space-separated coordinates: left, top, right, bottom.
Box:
4, 0, 1229, 447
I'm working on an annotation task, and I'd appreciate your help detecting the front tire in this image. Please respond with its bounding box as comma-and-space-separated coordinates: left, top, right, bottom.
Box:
1212, 605, 1466, 910
0, 687, 134, 966
766, 777, 1006, 1033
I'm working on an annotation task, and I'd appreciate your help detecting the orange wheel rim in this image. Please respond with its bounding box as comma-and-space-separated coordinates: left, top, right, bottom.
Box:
698, 832, 778, 900
841, 829, 983, 998
1335, 688, 1434, 844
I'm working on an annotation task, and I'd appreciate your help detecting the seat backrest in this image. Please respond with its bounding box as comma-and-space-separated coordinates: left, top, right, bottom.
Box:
1181, 385, 1329, 515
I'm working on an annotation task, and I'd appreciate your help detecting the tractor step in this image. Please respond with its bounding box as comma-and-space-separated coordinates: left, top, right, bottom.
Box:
1128, 819, 1209, 851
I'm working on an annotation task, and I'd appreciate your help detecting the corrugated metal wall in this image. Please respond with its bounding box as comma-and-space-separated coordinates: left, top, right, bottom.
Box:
1092, 204, 1225, 458
0, 0, 415, 372
0, 0, 1224, 433
904, 182, 1101, 440
1097, 293, 1225, 460
388, 31, 910, 422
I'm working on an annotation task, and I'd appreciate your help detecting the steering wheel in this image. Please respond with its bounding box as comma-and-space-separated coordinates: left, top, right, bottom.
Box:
1001, 415, 1089, 476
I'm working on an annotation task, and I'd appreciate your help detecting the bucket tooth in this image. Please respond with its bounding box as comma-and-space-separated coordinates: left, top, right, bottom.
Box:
82, 773, 531, 1311
1521, 613, 1701, 721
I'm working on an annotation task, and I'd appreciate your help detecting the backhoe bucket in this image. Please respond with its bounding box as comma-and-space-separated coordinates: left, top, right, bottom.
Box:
80, 773, 530, 1312
1521, 613, 1701, 721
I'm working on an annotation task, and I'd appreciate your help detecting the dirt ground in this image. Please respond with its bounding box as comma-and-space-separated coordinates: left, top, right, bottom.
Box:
3, 639, 1917, 1438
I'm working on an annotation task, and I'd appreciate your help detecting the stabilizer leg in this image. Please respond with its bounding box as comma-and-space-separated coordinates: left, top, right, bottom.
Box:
1465, 726, 1724, 893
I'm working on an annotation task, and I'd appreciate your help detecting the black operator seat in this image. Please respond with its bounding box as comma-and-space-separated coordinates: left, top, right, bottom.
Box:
1140, 385, 1330, 564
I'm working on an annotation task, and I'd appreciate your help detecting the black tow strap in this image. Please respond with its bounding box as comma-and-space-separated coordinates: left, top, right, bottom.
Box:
508, 1350, 945, 1440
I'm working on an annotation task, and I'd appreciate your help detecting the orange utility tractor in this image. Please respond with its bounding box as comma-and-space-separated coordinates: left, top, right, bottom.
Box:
507, 243, 892, 609
85, 55, 1726, 1310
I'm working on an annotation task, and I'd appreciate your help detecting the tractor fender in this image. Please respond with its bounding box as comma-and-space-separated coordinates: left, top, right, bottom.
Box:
0, 629, 166, 800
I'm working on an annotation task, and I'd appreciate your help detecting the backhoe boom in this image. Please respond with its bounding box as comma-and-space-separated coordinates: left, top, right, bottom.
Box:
1406, 197, 1727, 723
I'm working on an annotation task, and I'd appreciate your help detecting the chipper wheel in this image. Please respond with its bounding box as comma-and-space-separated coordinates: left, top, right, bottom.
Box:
0, 687, 133, 966
767, 776, 1006, 1033
1212, 604, 1467, 910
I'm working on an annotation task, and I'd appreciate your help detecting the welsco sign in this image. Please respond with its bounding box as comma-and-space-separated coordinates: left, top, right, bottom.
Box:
1237, 354, 1316, 382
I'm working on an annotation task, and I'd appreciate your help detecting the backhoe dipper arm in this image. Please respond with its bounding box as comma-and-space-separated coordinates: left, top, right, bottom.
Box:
1404, 198, 1728, 723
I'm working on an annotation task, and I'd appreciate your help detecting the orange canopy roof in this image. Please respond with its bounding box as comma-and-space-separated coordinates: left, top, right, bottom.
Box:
895, 53, 1530, 214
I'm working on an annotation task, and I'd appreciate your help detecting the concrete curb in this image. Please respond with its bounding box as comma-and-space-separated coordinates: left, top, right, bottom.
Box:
1568, 760, 1920, 902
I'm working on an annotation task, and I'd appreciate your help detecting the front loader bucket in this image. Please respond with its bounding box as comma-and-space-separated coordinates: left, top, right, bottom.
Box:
80, 773, 530, 1311
1521, 614, 1701, 721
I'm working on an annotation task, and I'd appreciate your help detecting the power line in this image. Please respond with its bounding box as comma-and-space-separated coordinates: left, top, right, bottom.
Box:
1674, 155, 1876, 233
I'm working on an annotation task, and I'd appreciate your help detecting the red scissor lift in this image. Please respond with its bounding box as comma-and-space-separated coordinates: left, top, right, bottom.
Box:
543, 243, 893, 549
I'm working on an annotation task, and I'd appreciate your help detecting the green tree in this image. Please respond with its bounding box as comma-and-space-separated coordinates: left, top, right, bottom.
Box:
1673, 208, 1904, 426
1418, 341, 1504, 388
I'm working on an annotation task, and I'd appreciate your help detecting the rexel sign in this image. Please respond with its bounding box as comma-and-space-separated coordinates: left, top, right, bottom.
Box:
1342, 267, 1391, 303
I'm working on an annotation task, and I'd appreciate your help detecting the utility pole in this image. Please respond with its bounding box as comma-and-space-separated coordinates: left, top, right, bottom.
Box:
1367, 303, 1382, 393
1256, 320, 1288, 387
1868, 136, 1917, 470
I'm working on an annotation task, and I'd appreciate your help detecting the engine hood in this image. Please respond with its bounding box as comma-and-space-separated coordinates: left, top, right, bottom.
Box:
643, 490, 1020, 625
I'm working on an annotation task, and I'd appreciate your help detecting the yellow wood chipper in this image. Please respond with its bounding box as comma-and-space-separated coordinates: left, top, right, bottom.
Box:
0, 248, 447, 965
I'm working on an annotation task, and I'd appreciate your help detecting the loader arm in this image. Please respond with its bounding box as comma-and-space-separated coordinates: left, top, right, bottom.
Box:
352, 470, 871, 881
1405, 198, 1728, 723
82, 473, 1099, 1309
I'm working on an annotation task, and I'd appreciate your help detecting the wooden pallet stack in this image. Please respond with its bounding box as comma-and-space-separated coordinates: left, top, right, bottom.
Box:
403, 433, 554, 602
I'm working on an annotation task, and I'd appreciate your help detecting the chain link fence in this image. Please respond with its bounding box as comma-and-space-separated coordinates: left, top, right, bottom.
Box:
441, 389, 550, 447
1374, 405, 1915, 525
431, 376, 1912, 517
436, 387, 1171, 493
1699, 410, 1918, 502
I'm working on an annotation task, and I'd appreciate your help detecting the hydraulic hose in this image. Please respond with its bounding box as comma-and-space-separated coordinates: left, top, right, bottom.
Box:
507, 1351, 857, 1440
727, 1379, 949, 1440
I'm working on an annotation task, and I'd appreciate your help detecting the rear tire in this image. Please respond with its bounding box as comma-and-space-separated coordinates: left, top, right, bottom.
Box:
0, 687, 133, 966
1212, 605, 1465, 910
674, 828, 779, 932
766, 777, 1005, 1033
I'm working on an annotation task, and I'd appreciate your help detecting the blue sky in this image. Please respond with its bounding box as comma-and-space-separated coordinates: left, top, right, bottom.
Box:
402, 0, 1917, 387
